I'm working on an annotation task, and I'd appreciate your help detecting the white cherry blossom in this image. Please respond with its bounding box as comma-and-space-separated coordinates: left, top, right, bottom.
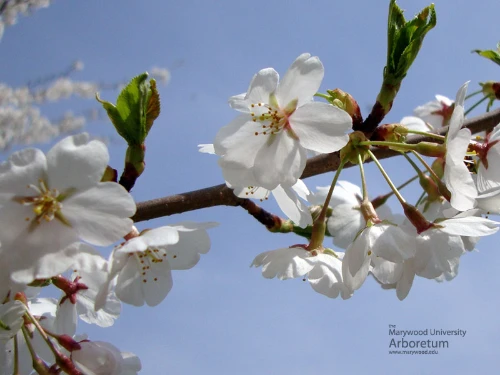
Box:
310, 181, 392, 249
71, 340, 141, 375
198, 143, 312, 228
96, 222, 217, 308
53, 245, 120, 336
0, 134, 135, 280
342, 223, 416, 291
251, 247, 351, 299
414, 94, 454, 128
214, 53, 352, 190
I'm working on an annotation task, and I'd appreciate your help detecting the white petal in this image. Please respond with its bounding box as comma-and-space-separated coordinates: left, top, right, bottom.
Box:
327, 203, 364, 249
72, 341, 123, 375
444, 128, 477, 211
476, 187, 500, 214
341, 243, 370, 291
308, 253, 351, 300
346, 231, 370, 277
276, 53, 323, 107
47, 134, 109, 192
272, 185, 312, 228
0, 301, 25, 340
219, 160, 260, 188
77, 290, 120, 328
62, 182, 135, 246
253, 132, 307, 189
197, 144, 215, 154
396, 261, 416, 301
244, 68, 279, 106
166, 222, 217, 270
291, 179, 311, 201
477, 143, 500, 192
436, 94, 453, 106
291, 102, 351, 153
10, 242, 91, 283
213, 114, 258, 158
251, 247, 315, 280
54, 299, 77, 336
446, 82, 468, 139
0, 148, 46, 202
371, 258, 403, 285
368, 225, 416, 263
332, 181, 363, 206
400, 116, 433, 132
414, 232, 464, 279
115, 257, 173, 307
228, 93, 248, 112
119, 227, 179, 253
0, 201, 78, 274
454, 82, 469, 108
439, 216, 499, 237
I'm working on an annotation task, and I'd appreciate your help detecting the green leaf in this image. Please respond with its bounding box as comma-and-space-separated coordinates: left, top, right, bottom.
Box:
386, 1, 436, 81
96, 73, 160, 145
472, 43, 500, 66
145, 79, 161, 133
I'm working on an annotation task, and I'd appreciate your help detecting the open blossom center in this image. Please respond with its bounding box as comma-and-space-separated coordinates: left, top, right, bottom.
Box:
134, 247, 168, 283
250, 95, 299, 139
15, 178, 62, 224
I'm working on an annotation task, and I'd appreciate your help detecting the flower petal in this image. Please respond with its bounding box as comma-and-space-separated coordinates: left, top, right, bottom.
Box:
439, 216, 499, 237
308, 253, 351, 300
213, 114, 258, 158
396, 261, 416, 301
0, 148, 46, 202
276, 53, 323, 107
327, 203, 364, 249
244, 68, 279, 106
400, 116, 433, 132
46, 133, 109, 192
371, 258, 403, 285
291, 102, 351, 153
445, 128, 477, 211
251, 247, 315, 280
166, 222, 217, 270
115, 257, 173, 307
62, 182, 135, 246
272, 185, 312, 228
253, 132, 306, 189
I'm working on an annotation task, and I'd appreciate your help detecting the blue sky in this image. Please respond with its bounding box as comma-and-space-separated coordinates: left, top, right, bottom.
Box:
2, 0, 500, 374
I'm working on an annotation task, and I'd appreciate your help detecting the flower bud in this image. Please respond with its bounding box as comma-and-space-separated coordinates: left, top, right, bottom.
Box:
402, 202, 434, 234
340, 131, 370, 164
480, 81, 500, 100
327, 88, 362, 128
371, 123, 407, 144
414, 142, 446, 158
432, 157, 445, 178
419, 174, 441, 201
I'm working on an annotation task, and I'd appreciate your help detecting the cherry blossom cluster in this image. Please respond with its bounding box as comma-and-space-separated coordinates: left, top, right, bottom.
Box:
0, 133, 217, 373
205, 55, 500, 302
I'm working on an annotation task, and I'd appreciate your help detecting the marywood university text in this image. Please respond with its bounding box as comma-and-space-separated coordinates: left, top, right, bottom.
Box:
389, 328, 466, 349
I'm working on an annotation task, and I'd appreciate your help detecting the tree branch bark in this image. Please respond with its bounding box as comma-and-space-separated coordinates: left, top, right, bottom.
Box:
133, 108, 500, 222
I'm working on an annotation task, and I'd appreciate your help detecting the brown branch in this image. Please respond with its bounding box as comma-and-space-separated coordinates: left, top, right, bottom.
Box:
133, 108, 500, 222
